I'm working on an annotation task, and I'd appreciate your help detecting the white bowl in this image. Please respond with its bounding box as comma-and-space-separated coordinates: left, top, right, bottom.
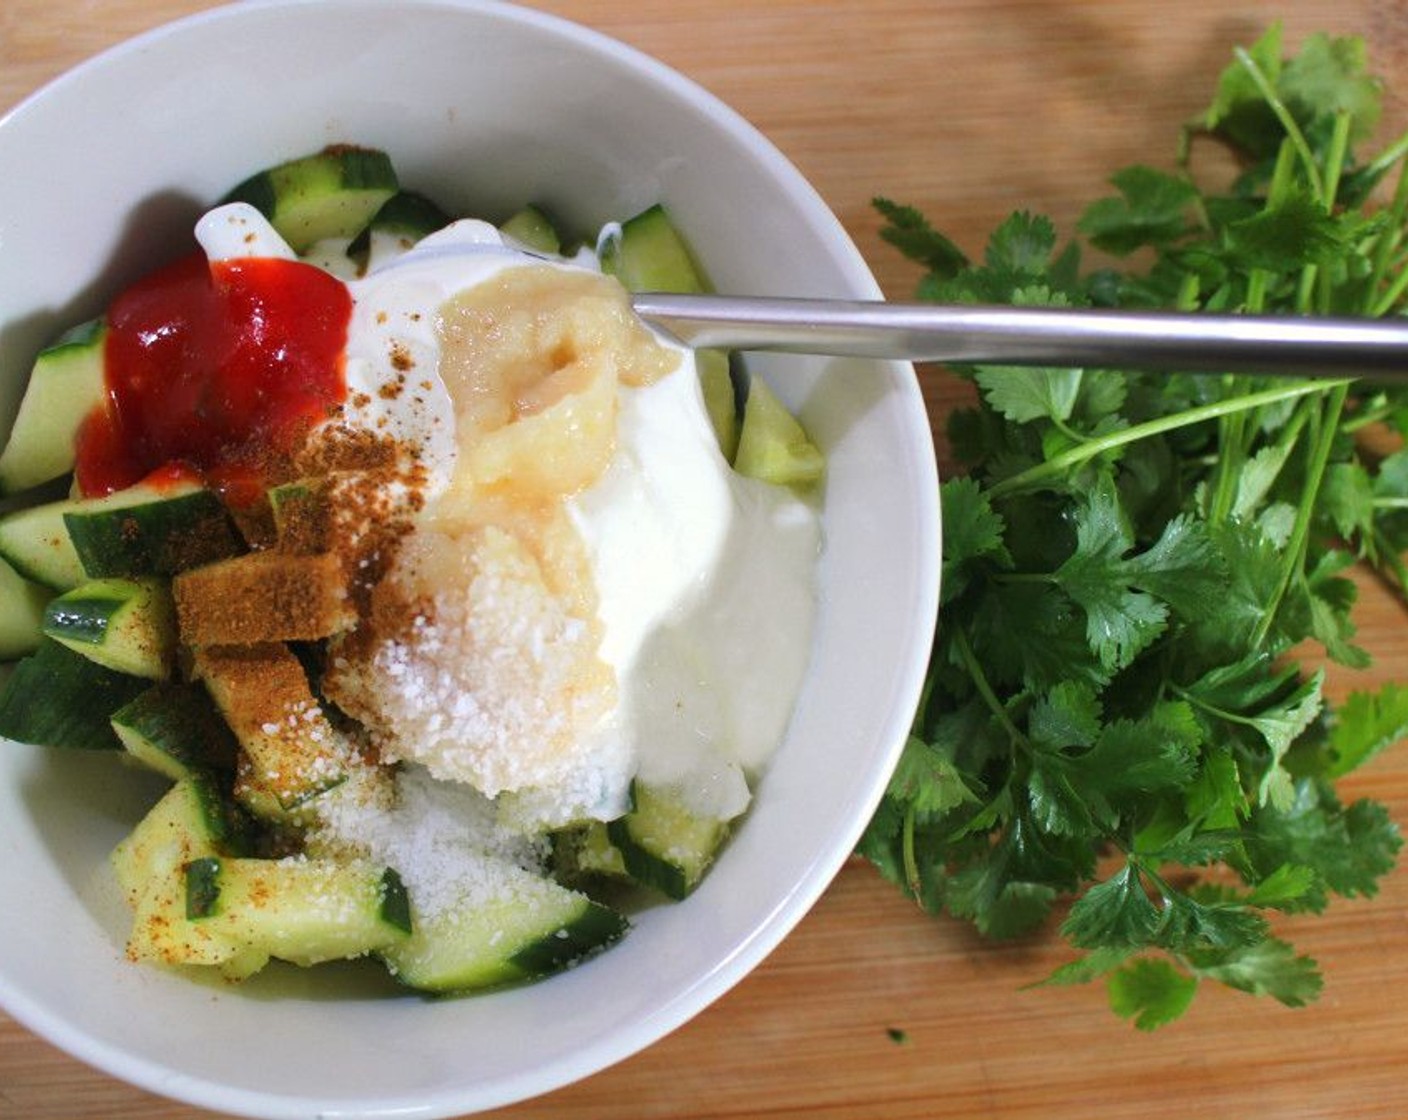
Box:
0, 2, 940, 1116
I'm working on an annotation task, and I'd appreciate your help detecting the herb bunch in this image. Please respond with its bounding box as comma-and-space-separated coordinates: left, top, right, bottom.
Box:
860, 24, 1408, 1029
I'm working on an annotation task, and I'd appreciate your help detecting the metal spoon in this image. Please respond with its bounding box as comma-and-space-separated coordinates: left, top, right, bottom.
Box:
632, 293, 1408, 380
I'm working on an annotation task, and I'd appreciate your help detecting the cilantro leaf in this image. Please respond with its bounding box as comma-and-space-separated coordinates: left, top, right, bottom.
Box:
975, 364, 1084, 426
1199, 23, 1285, 154
1279, 31, 1383, 143
985, 211, 1060, 275
1187, 938, 1323, 1007
1242, 779, 1403, 908
873, 196, 967, 279
1077, 166, 1200, 256
1324, 683, 1408, 777
945, 830, 1060, 940
1107, 958, 1199, 1030
939, 477, 1011, 604
1060, 863, 1161, 950
1223, 191, 1350, 272
886, 735, 977, 821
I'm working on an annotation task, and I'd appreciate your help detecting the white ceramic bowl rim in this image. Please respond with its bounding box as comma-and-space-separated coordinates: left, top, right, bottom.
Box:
0, 2, 941, 1117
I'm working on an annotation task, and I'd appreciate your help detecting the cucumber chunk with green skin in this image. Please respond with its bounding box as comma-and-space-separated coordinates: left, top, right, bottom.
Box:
0, 480, 241, 589
111, 682, 240, 781
43, 577, 176, 680
111, 772, 247, 906
185, 857, 411, 969
732, 376, 825, 488
221, 145, 399, 254
552, 820, 628, 884
697, 350, 741, 464
500, 205, 562, 255
347, 190, 451, 272
601, 204, 711, 292
0, 637, 148, 749
0, 498, 87, 590
64, 482, 243, 579
194, 642, 352, 823
116, 775, 258, 972
606, 782, 733, 901
0, 318, 106, 497
601, 204, 740, 458
0, 554, 50, 660
381, 861, 627, 993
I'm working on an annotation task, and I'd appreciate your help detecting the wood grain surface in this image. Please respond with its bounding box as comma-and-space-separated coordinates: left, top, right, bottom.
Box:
4, 2, 1408, 1118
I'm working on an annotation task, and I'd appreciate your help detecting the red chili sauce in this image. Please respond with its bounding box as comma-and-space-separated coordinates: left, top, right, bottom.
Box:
75, 251, 352, 505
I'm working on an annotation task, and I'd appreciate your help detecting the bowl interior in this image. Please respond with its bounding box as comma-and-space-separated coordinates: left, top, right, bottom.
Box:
0, 2, 939, 1116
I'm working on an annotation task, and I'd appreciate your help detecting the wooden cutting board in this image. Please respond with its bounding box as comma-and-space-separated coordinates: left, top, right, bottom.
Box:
3, 2, 1408, 1117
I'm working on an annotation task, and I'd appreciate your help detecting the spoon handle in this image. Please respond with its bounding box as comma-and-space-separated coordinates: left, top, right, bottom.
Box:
631, 293, 1408, 380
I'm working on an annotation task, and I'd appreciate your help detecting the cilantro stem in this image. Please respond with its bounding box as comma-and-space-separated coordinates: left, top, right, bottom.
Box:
1370, 526, 1408, 590
1169, 683, 1263, 731
989, 380, 1347, 499
952, 626, 1028, 748
1371, 260, 1408, 318
1052, 416, 1090, 445
901, 805, 922, 901
1233, 47, 1325, 202
1321, 112, 1352, 214
1252, 381, 1350, 649
1294, 266, 1320, 315
1361, 126, 1408, 186
1365, 137, 1408, 315
1343, 399, 1395, 433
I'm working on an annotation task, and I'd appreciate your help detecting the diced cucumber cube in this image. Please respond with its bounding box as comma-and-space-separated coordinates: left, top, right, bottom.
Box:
0, 553, 50, 660
0, 638, 147, 750
732, 377, 825, 488
222, 146, 400, 254
382, 861, 627, 993
606, 781, 733, 901
43, 576, 177, 680
500, 205, 562, 255
111, 682, 240, 781
0, 318, 106, 497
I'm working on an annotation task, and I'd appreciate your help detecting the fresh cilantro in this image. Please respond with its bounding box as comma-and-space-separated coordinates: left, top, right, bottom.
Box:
1107, 959, 1199, 1031
862, 22, 1408, 1027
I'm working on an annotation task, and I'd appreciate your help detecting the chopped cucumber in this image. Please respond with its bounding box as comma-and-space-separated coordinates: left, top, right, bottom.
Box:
42, 577, 176, 680
0, 318, 107, 497
347, 190, 451, 272
602, 204, 740, 459
0, 554, 50, 660
118, 775, 257, 972
111, 682, 240, 781
0, 497, 87, 590
111, 772, 246, 905
194, 643, 350, 822
606, 782, 733, 901
601, 204, 711, 292
221, 145, 399, 254
552, 820, 628, 884
0, 637, 149, 749
0, 480, 241, 589
732, 376, 825, 488
698, 351, 741, 463
381, 861, 627, 993
183, 857, 410, 970
64, 481, 243, 579
500, 205, 562, 255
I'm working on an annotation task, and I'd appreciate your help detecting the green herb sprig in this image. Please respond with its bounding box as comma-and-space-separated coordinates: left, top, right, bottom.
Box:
861, 23, 1408, 1030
